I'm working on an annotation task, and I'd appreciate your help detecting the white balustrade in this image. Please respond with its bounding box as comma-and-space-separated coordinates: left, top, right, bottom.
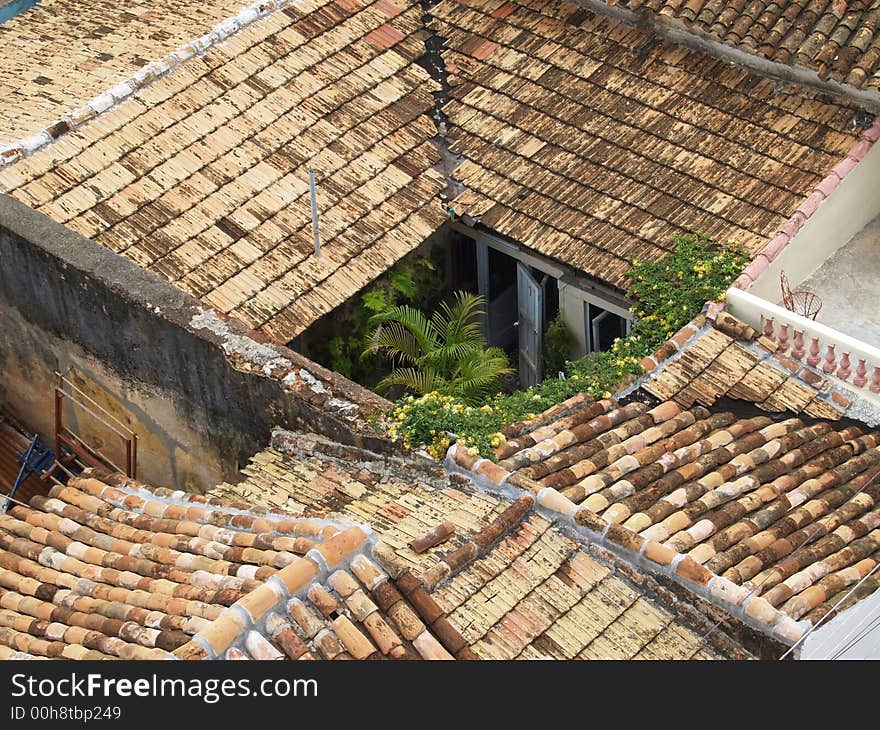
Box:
725, 287, 880, 401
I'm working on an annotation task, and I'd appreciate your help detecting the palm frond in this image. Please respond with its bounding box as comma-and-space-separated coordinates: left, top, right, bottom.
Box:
375, 367, 444, 397
368, 303, 439, 355
422, 339, 484, 366
369, 290, 511, 402
448, 348, 513, 404
361, 321, 422, 365
432, 292, 486, 345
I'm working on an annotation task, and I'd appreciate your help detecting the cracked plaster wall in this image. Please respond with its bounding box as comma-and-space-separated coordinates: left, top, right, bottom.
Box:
0, 193, 393, 492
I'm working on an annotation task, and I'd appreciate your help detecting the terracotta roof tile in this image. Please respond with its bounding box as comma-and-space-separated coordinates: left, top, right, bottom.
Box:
452, 385, 880, 645
436, 0, 861, 289
208, 431, 740, 658
0, 0, 445, 343
616, 0, 880, 92
0, 461, 477, 661
641, 310, 853, 419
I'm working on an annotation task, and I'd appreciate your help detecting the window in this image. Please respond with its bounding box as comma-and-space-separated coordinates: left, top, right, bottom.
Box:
584, 300, 630, 353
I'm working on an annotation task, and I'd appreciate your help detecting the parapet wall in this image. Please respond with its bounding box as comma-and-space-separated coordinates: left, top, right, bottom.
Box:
0, 193, 393, 491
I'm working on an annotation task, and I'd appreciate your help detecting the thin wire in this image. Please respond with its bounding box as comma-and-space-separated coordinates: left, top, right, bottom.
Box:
780, 560, 880, 659
828, 611, 880, 660
827, 602, 880, 659
814, 565, 880, 660
1, 492, 34, 511
827, 608, 880, 660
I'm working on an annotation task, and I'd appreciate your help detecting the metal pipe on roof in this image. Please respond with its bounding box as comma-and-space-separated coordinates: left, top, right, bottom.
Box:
309, 168, 321, 258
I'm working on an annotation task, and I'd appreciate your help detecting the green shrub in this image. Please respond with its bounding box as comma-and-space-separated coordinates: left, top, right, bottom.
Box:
365, 291, 513, 405
309, 255, 442, 386
543, 314, 575, 378
385, 233, 748, 459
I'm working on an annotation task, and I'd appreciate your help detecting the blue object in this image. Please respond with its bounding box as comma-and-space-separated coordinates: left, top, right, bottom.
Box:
0, 0, 41, 25
6, 434, 54, 510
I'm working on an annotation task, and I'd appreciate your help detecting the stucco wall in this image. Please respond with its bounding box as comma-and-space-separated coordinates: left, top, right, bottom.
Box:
748, 137, 880, 302
0, 193, 393, 492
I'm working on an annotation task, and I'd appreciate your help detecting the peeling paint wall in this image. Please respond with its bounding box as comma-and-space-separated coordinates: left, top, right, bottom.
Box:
0, 310, 230, 490
0, 193, 393, 492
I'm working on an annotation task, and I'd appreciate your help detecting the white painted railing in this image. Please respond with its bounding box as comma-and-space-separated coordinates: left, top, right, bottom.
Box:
726, 287, 880, 401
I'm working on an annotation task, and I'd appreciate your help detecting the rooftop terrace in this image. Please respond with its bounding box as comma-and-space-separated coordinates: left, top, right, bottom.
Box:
798, 213, 880, 350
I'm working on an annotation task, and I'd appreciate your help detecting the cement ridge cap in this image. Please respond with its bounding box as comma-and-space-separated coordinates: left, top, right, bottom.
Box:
449, 436, 809, 646
0, 0, 302, 169
574, 0, 880, 112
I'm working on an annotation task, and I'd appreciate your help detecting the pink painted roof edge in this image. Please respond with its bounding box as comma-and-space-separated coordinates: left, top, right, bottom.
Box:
732, 116, 880, 290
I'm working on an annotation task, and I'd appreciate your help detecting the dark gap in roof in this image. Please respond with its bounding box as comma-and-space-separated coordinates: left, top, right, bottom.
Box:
565, 8, 591, 26
216, 216, 247, 242
711, 394, 875, 432
626, 389, 873, 432
619, 386, 661, 408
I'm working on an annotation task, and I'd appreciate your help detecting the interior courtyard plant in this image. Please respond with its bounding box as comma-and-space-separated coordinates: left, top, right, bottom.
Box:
365, 291, 513, 405
384, 233, 749, 460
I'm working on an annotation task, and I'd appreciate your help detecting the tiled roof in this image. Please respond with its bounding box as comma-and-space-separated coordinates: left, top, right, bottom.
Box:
434, 0, 863, 289
0, 0, 447, 342
0, 467, 469, 660
449, 394, 880, 644
208, 432, 745, 658
0, 0, 250, 141
0, 439, 740, 660
638, 308, 855, 421
613, 0, 880, 93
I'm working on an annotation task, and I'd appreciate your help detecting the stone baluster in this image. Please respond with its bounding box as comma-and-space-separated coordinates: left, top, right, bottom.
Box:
791, 330, 805, 360
837, 352, 852, 381
822, 344, 837, 374
762, 316, 775, 342
871, 367, 880, 394
806, 336, 821, 368
777, 324, 790, 354
854, 359, 868, 388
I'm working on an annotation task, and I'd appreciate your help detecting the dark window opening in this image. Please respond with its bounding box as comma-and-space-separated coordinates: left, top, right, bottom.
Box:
449, 233, 478, 294
585, 300, 629, 353
486, 247, 519, 352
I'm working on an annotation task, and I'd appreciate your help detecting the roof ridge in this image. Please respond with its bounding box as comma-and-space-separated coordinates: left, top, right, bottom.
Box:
446, 406, 815, 646
271, 428, 449, 480
0, 0, 304, 168
175, 523, 373, 659
172, 523, 479, 660
65, 473, 341, 538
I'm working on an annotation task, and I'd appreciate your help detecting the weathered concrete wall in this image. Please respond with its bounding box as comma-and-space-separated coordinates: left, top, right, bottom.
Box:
0, 193, 393, 492
748, 137, 880, 303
